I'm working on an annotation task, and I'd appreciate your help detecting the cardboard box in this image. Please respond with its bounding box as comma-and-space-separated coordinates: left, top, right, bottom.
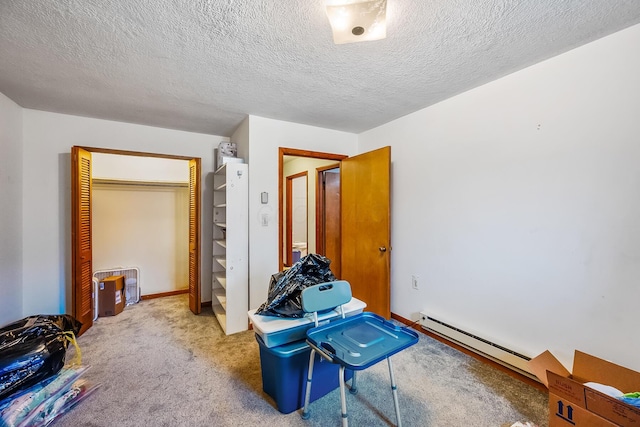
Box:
529, 350, 640, 427
98, 275, 125, 317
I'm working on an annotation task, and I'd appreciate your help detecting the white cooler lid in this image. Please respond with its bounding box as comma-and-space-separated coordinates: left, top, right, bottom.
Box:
248, 297, 366, 335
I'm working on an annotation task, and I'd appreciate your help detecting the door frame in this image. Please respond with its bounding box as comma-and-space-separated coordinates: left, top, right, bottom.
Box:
285, 171, 308, 267
71, 146, 202, 331
278, 148, 347, 271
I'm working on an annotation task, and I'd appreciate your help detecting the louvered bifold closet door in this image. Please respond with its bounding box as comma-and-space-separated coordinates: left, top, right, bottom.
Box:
188, 158, 201, 314
72, 147, 94, 334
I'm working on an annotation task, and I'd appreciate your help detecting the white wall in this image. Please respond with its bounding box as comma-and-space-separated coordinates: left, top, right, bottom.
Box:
92, 183, 189, 295
21, 110, 224, 315
290, 175, 307, 250
246, 116, 358, 309
231, 116, 249, 165
0, 92, 23, 326
92, 153, 189, 183
359, 23, 640, 371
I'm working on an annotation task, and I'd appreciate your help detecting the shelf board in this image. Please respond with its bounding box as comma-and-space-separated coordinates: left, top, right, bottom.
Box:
214, 239, 227, 248
214, 203, 227, 208
213, 305, 227, 332
214, 222, 227, 229
213, 272, 226, 289
214, 163, 227, 174
214, 162, 230, 174
215, 183, 227, 191
93, 178, 188, 188
213, 288, 227, 310
214, 256, 227, 269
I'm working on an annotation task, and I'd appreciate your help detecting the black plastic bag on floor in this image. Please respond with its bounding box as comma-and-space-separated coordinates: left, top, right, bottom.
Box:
255, 253, 337, 318
0, 315, 82, 401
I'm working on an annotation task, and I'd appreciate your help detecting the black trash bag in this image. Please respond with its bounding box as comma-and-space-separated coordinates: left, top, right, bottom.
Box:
255, 253, 337, 318
0, 314, 82, 400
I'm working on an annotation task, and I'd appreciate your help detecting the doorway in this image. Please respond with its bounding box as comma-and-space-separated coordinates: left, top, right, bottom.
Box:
285, 171, 308, 267
92, 153, 190, 299
71, 146, 201, 335
278, 148, 347, 272
278, 146, 392, 318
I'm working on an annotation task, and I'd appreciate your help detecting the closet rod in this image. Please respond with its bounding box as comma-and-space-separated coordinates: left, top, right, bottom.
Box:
92, 178, 189, 188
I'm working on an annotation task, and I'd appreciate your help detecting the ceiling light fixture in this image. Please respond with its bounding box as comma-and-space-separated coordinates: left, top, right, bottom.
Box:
325, 0, 387, 45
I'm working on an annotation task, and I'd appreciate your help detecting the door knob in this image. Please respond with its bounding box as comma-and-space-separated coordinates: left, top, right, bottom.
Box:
379, 246, 387, 252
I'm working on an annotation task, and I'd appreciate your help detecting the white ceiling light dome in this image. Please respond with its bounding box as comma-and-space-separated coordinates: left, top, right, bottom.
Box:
325, 0, 387, 44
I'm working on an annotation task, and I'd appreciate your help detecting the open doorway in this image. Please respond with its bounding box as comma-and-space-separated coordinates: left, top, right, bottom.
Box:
71, 146, 201, 335
278, 146, 393, 318
91, 153, 190, 300
285, 171, 308, 266
278, 148, 347, 273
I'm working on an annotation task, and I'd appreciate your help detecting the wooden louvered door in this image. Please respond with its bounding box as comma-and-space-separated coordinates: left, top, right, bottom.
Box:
188, 158, 201, 314
71, 147, 94, 335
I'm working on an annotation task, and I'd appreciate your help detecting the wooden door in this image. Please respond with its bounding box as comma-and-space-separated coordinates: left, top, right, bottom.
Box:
341, 146, 391, 318
188, 158, 201, 314
71, 147, 93, 335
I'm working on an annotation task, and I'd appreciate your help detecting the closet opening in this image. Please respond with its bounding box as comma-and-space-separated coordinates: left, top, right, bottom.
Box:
71, 146, 201, 335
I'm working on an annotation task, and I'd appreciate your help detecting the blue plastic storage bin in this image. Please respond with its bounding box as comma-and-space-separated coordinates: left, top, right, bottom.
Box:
256, 334, 351, 414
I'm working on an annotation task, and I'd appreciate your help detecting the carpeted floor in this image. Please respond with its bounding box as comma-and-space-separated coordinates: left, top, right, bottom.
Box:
55, 294, 548, 426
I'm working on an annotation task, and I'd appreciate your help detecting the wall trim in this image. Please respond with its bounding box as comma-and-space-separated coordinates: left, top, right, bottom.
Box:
140, 288, 189, 300
390, 312, 545, 392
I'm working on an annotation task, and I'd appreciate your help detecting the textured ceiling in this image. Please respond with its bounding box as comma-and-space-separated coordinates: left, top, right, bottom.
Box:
1, 1, 640, 137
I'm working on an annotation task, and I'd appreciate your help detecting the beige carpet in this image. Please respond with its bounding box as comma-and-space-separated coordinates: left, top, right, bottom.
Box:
55, 294, 548, 426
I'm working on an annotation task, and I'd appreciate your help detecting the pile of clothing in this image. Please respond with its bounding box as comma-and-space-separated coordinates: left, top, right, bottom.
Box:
585, 382, 640, 408
0, 315, 99, 426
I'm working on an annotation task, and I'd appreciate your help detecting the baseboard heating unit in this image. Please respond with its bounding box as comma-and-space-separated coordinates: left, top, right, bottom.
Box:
419, 312, 536, 379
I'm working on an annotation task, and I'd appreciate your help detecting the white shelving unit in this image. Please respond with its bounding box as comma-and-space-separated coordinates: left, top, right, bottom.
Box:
212, 162, 248, 334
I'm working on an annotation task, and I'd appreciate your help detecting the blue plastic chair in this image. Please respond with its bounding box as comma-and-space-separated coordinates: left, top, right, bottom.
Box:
300, 281, 419, 427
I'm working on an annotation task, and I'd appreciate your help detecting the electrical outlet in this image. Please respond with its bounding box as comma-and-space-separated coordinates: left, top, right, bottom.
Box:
412, 275, 419, 290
